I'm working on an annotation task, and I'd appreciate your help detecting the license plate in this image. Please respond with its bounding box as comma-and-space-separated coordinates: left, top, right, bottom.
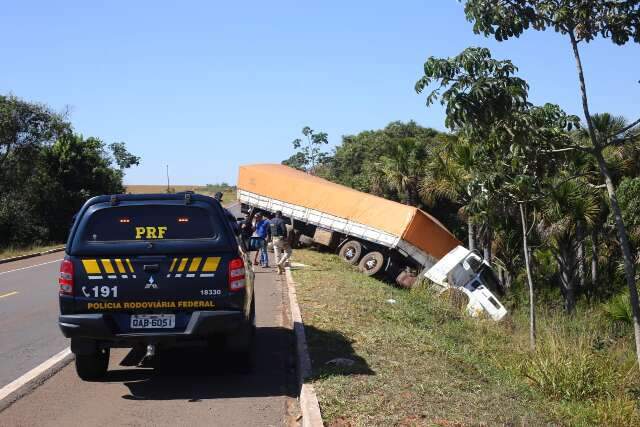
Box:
130, 314, 175, 329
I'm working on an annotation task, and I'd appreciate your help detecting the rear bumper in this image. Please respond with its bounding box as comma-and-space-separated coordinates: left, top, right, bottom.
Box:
59, 310, 245, 342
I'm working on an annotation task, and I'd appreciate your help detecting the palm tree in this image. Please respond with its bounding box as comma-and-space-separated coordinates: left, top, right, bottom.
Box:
420, 136, 482, 250
537, 178, 599, 313
378, 137, 429, 206
575, 113, 640, 291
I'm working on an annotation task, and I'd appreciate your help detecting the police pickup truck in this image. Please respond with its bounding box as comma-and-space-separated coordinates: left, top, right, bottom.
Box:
58, 192, 254, 380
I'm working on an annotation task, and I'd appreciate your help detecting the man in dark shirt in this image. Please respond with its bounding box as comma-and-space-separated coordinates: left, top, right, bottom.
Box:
270, 211, 290, 273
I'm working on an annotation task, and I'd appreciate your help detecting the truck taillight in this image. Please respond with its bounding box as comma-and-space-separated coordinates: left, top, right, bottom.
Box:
228, 258, 246, 292
59, 259, 74, 296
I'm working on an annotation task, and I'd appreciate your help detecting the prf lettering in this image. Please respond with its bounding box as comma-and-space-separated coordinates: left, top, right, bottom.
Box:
135, 226, 168, 239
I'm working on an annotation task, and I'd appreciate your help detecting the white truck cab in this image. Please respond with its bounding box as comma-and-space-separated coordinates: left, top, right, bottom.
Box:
424, 246, 507, 321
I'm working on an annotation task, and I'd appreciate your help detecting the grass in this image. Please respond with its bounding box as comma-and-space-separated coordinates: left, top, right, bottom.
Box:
292, 249, 640, 426
0, 243, 64, 260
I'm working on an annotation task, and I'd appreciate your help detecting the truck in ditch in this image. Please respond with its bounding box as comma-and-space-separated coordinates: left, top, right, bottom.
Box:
237, 164, 507, 320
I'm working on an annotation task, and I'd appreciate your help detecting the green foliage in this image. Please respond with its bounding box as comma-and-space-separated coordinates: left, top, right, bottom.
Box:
0, 94, 139, 247
415, 47, 530, 131
617, 177, 640, 243
524, 333, 619, 401
604, 292, 634, 325
285, 126, 329, 173
109, 142, 140, 170
463, 0, 640, 45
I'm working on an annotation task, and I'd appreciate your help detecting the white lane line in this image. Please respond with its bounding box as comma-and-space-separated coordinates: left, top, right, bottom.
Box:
0, 347, 72, 401
0, 291, 19, 299
0, 259, 62, 276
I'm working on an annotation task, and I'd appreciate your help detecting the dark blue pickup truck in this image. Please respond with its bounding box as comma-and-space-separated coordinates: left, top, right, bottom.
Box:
58, 192, 254, 380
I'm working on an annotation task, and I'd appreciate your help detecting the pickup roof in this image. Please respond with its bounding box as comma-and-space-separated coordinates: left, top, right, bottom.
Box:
58, 192, 254, 380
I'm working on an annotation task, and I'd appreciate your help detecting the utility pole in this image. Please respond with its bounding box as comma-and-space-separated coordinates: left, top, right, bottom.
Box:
166, 164, 170, 193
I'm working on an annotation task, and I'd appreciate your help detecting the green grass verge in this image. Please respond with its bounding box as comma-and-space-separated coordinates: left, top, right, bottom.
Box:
0, 243, 64, 260
292, 249, 639, 426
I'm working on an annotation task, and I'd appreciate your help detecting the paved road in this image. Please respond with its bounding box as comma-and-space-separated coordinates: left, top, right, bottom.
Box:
0, 252, 67, 388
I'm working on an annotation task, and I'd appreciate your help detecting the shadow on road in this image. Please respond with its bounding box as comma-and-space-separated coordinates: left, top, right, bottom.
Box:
304, 325, 375, 379
107, 325, 295, 401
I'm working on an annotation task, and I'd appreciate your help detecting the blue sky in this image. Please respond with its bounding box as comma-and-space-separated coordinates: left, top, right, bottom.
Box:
2, 1, 638, 184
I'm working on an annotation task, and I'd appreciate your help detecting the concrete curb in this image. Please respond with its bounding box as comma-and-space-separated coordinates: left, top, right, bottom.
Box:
285, 267, 324, 427
0, 348, 74, 412
0, 247, 65, 265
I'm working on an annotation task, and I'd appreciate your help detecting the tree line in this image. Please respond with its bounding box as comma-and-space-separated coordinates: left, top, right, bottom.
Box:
0, 95, 139, 248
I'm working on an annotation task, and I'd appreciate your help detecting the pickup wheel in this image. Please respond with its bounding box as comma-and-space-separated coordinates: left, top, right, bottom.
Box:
358, 251, 385, 276
75, 348, 109, 381
339, 240, 363, 265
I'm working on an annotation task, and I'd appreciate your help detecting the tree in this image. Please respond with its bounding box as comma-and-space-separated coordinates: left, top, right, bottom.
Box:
109, 142, 140, 170
462, 0, 640, 368
537, 178, 599, 312
416, 47, 580, 349
0, 95, 69, 181
421, 135, 480, 249
289, 126, 329, 174
377, 137, 428, 206
282, 152, 307, 171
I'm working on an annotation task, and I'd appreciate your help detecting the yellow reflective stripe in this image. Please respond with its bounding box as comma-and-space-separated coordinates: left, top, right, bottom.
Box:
114, 259, 126, 274
169, 258, 178, 272
189, 257, 202, 272
202, 257, 221, 272
126, 259, 135, 273
82, 259, 101, 274
177, 258, 189, 272
101, 259, 115, 274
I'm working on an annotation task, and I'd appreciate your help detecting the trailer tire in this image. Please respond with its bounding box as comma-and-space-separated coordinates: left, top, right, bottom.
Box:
395, 271, 417, 289
358, 251, 385, 276
338, 240, 363, 265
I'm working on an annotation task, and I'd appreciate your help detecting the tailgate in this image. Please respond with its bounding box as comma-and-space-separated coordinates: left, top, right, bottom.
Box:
72, 254, 233, 312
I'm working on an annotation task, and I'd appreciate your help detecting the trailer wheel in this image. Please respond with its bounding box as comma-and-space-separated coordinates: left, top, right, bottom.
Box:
338, 240, 363, 265
395, 271, 417, 289
358, 251, 385, 276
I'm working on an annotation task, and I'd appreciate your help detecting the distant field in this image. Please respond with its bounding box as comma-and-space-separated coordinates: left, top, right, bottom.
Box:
125, 185, 237, 204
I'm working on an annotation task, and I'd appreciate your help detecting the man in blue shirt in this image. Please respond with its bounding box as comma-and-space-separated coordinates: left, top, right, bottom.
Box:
254, 213, 270, 267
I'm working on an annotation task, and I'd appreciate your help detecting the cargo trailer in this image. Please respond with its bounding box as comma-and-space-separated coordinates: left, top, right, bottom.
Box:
237, 164, 506, 319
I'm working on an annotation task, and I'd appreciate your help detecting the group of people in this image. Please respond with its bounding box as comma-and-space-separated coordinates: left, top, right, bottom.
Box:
240, 210, 293, 274
212, 192, 294, 274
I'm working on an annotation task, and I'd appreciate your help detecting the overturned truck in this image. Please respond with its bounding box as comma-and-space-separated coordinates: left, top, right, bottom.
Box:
238, 164, 506, 320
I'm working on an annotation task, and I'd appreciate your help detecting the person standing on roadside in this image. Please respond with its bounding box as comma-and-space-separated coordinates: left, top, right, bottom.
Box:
275, 222, 294, 275
240, 214, 254, 252
269, 211, 288, 268
253, 213, 271, 267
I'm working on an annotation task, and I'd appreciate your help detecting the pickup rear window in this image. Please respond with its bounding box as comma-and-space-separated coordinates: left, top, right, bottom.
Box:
83, 205, 218, 242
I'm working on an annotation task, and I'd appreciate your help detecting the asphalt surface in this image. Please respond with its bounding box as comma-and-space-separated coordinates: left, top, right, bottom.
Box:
1, 203, 299, 426
0, 252, 67, 388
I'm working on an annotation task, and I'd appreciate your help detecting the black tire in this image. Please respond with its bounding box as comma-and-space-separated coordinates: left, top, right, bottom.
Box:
75, 348, 109, 381
358, 251, 385, 276
338, 240, 363, 265
228, 300, 256, 373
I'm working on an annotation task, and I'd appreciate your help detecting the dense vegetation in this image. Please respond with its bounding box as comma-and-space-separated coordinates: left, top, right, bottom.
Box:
0, 94, 139, 249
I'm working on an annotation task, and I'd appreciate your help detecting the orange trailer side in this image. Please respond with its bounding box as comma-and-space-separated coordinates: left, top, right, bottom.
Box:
237, 164, 460, 260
